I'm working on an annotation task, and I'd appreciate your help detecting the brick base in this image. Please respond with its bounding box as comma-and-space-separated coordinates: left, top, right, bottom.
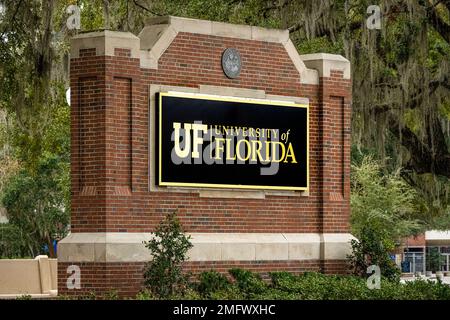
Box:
58, 260, 350, 298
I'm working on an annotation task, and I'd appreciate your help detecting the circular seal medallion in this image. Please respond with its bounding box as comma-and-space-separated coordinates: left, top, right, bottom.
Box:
221, 48, 241, 79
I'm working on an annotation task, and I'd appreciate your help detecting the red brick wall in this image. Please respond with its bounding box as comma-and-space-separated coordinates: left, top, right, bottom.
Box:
58, 260, 349, 298
319, 71, 352, 233
404, 234, 426, 247
69, 32, 351, 234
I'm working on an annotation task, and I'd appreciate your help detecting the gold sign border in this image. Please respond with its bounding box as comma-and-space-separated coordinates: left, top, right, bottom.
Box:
158, 91, 309, 191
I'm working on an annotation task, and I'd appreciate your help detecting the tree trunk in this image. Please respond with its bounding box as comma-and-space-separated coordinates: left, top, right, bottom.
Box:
47, 237, 56, 258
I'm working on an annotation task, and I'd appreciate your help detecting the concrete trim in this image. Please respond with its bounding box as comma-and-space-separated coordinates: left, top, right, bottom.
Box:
70, 30, 140, 59
58, 232, 356, 263
425, 230, 450, 242
138, 16, 320, 84
284, 40, 319, 85
300, 53, 351, 79
322, 233, 355, 260
69, 18, 350, 84
143, 16, 290, 43
36, 255, 52, 294
148, 84, 309, 198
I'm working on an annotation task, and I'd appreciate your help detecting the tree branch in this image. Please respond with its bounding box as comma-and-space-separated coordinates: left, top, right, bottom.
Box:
371, 74, 449, 114
388, 117, 450, 178
427, 1, 450, 43
132, 0, 162, 16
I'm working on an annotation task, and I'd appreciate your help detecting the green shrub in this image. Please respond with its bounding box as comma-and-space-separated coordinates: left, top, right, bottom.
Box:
194, 270, 246, 300
426, 247, 445, 273
1, 155, 69, 258
268, 271, 450, 300
103, 289, 119, 300
138, 267, 450, 300
197, 270, 231, 298
229, 268, 268, 298
348, 227, 401, 281
207, 286, 244, 300
349, 156, 422, 281
78, 291, 97, 300
143, 211, 193, 299
135, 289, 154, 300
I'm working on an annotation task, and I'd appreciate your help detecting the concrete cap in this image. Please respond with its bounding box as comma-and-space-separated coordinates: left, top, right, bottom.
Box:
300, 53, 351, 79
70, 30, 140, 59
143, 16, 289, 43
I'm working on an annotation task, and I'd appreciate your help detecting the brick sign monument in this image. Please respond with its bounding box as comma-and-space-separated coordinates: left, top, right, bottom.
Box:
58, 16, 354, 297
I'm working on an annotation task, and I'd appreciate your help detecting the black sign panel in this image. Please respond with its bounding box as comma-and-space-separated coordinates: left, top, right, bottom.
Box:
156, 92, 309, 191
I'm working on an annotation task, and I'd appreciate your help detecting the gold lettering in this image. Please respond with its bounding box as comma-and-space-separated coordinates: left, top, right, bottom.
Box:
251, 140, 264, 162
271, 141, 286, 163
191, 123, 208, 159
236, 139, 251, 161
272, 129, 278, 139
255, 128, 261, 138
248, 128, 255, 137
226, 138, 236, 160
173, 122, 191, 158
215, 138, 225, 160
284, 143, 297, 163
242, 127, 248, 137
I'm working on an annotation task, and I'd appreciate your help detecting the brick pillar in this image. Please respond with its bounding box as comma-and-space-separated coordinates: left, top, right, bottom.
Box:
58, 31, 141, 296
69, 31, 140, 232
301, 54, 352, 271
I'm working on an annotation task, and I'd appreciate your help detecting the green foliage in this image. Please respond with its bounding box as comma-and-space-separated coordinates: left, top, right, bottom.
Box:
143, 211, 193, 299
296, 36, 344, 55
350, 155, 424, 279
149, 0, 278, 28
103, 289, 119, 300
0, 155, 69, 258
137, 269, 450, 300
242, 270, 450, 300
268, 272, 372, 300
228, 268, 267, 298
79, 0, 105, 30
0, 223, 32, 258
196, 270, 231, 298
0, 89, 70, 257
351, 155, 423, 239
135, 289, 155, 300
426, 247, 445, 273
348, 227, 400, 281
78, 291, 98, 300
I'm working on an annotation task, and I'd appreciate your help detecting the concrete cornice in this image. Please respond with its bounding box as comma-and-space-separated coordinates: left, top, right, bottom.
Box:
138, 16, 319, 84
70, 30, 140, 59
300, 53, 351, 80
143, 16, 290, 44
58, 232, 356, 263
69, 16, 353, 85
